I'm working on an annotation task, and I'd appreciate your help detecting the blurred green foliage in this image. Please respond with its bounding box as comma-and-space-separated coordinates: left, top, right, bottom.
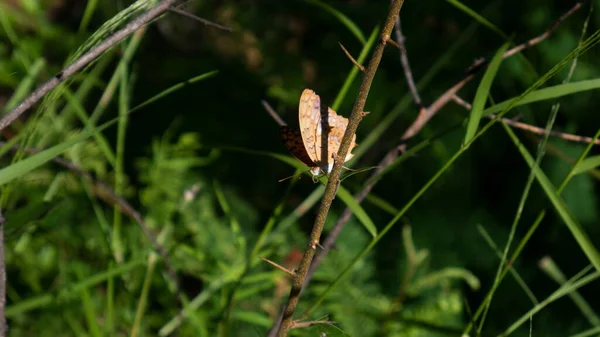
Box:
1, 0, 600, 336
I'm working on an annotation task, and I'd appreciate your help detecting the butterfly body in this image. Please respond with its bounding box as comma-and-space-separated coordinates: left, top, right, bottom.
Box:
281, 89, 357, 176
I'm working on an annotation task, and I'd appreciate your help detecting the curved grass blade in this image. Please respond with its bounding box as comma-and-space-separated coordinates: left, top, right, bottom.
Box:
446, 0, 507, 39
129, 70, 219, 114
304, 0, 366, 45
463, 41, 510, 147
5, 258, 145, 316
336, 184, 377, 237
573, 155, 600, 175
0, 120, 117, 186
485, 78, 600, 115
503, 124, 600, 272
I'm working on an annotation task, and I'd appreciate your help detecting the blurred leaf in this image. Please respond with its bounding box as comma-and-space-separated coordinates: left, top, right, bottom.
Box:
463, 41, 510, 146
336, 184, 377, 237
573, 155, 600, 175
446, 0, 507, 39
304, 0, 366, 44
485, 78, 600, 115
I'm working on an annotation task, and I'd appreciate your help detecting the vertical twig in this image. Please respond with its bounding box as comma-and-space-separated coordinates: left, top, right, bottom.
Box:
272, 1, 405, 336
393, 16, 422, 108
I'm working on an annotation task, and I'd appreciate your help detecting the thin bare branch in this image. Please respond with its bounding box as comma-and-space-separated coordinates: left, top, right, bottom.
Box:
393, 17, 422, 107
0, 0, 180, 133
339, 42, 365, 72
262, 100, 287, 126
261, 257, 297, 277
292, 319, 335, 329
168, 7, 232, 32
385, 38, 403, 51
451, 94, 600, 145
272, 1, 406, 336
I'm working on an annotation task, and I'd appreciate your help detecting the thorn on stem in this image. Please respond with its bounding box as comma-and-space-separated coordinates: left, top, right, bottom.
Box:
338, 42, 365, 72
261, 257, 296, 276
386, 38, 404, 52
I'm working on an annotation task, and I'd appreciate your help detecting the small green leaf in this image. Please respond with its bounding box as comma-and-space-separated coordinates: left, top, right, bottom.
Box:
485, 78, 600, 115
573, 155, 600, 175
336, 184, 377, 237
463, 41, 511, 146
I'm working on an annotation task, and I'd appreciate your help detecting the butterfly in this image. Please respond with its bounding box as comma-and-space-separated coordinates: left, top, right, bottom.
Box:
280, 89, 357, 177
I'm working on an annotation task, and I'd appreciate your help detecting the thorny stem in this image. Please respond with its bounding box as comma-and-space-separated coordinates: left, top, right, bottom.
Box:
273, 0, 405, 336
303, 1, 582, 295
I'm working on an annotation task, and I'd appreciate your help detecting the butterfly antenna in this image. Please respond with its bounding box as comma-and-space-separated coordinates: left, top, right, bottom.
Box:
278, 171, 303, 183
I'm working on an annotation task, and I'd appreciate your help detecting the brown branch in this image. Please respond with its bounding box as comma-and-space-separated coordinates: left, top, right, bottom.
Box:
393, 16, 422, 107
261, 257, 297, 277
272, 1, 406, 336
0, 0, 181, 133
0, 209, 5, 337
168, 7, 232, 32
302, 2, 582, 292
451, 94, 600, 145
339, 42, 365, 72
0, 141, 182, 304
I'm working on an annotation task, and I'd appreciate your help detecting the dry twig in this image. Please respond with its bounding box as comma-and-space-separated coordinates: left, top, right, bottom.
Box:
339, 42, 365, 72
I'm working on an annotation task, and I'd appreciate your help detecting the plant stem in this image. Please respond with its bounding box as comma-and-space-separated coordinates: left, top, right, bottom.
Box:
273, 0, 405, 335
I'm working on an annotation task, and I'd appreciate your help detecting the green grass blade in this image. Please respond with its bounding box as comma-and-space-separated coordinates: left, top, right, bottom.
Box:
500, 269, 600, 336
503, 123, 600, 272
304, 0, 366, 44
5, 259, 144, 318
78, 0, 99, 33
3, 58, 45, 111
336, 184, 377, 237
486, 78, 600, 115
540, 257, 600, 326
0, 109, 124, 186
131, 254, 157, 337
573, 155, 600, 175
463, 41, 510, 146
75, 266, 103, 337
129, 70, 219, 113
446, 0, 507, 39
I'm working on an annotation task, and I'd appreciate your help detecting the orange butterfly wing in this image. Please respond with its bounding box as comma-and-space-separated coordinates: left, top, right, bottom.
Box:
298, 89, 357, 173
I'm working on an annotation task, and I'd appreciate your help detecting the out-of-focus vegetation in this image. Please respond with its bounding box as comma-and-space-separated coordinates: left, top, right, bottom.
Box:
1, 0, 600, 336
